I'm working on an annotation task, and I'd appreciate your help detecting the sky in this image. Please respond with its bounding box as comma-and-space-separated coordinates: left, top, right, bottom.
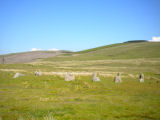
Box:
0, 0, 160, 54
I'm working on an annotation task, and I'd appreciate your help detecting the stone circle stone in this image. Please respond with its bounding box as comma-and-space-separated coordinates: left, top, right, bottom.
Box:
139, 73, 144, 83
64, 73, 75, 81
114, 73, 122, 83
92, 72, 100, 82
13, 73, 24, 78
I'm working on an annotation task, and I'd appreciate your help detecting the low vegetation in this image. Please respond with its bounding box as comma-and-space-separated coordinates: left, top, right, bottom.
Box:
0, 71, 160, 120
0, 42, 160, 119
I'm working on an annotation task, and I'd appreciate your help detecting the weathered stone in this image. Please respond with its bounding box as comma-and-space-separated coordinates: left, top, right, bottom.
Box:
92, 72, 100, 82
64, 73, 75, 81
114, 73, 122, 83
13, 73, 24, 78
35, 71, 42, 76
139, 73, 144, 83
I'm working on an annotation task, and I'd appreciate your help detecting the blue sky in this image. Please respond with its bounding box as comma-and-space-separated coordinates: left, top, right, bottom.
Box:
0, 0, 160, 54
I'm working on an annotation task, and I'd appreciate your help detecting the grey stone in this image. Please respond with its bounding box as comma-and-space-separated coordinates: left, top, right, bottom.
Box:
35, 71, 42, 76
114, 73, 122, 83
13, 73, 24, 78
139, 73, 144, 83
64, 73, 75, 81
92, 72, 100, 82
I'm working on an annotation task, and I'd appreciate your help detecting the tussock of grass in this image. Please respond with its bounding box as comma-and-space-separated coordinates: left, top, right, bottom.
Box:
43, 113, 56, 120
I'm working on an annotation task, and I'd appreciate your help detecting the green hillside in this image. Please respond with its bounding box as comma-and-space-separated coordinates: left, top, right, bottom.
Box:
0, 42, 160, 120
45, 42, 160, 61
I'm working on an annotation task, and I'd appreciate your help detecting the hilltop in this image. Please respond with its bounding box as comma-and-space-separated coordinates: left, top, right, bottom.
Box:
45, 42, 160, 61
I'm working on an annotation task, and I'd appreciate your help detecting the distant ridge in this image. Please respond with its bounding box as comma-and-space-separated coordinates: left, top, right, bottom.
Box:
124, 40, 148, 43
0, 50, 71, 64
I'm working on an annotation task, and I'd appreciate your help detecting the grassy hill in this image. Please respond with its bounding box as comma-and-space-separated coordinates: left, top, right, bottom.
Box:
0, 42, 160, 120
45, 42, 160, 61
1, 42, 159, 63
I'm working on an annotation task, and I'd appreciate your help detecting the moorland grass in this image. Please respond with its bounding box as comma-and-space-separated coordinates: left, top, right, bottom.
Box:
0, 71, 160, 120
0, 42, 160, 120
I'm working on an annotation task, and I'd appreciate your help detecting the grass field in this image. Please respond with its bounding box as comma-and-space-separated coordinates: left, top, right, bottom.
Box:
0, 42, 160, 120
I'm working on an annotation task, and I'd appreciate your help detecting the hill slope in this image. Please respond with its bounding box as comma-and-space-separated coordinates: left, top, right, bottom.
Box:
45, 42, 160, 61
0, 50, 71, 64
1, 42, 160, 64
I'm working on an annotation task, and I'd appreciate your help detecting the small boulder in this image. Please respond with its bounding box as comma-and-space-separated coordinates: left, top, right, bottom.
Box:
13, 73, 24, 78
92, 72, 100, 82
65, 73, 75, 81
114, 73, 122, 83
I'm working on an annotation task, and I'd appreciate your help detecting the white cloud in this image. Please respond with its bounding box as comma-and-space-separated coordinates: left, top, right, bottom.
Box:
30, 48, 60, 51
31, 48, 42, 51
48, 48, 59, 51
149, 37, 160, 42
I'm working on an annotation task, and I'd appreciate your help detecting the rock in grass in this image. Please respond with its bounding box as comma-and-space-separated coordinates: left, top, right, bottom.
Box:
35, 71, 42, 76
114, 73, 122, 83
13, 73, 24, 78
64, 73, 75, 81
92, 72, 100, 82
139, 73, 144, 83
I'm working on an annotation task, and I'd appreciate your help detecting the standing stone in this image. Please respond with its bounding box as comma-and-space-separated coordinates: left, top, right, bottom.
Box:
114, 73, 122, 83
35, 71, 38, 76
35, 71, 42, 76
2, 57, 5, 64
92, 72, 100, 82
139, 73, 144, 83
64, 73, 75, 81
13, 73, 24, 78
38, 71, 42, 76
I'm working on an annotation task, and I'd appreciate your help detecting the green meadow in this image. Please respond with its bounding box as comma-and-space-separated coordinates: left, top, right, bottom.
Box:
0, 42, 160, 120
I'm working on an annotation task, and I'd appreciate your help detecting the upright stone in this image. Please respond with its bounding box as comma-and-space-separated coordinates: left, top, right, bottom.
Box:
2, 57, 5, 64
92, 72, 100, 82
35, 71, 38, 76
64, 73, 75, 81
114, 73, 122, 83
38, 71, 42, 76
35, 71, 42, 76
139, 73, 144, 83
